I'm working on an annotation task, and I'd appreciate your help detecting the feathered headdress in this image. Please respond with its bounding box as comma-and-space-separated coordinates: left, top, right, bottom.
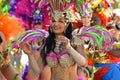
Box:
13, 29, 48, 51
45, 0, 76, 22
76, 0, 92, 17
0, 1, 25, 42
91, 0, 112, 27
0, 14, 25, 42
79, 26, 114, 53
9, 0, 51, 30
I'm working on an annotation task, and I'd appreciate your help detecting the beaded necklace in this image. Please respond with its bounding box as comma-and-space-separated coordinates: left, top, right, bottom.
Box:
54, 39, 65, 54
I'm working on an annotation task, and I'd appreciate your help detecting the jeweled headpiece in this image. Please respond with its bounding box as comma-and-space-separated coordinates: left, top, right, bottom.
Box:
45, 0, 75, 22
9, 0, 51, 30
31, 10, 44, 25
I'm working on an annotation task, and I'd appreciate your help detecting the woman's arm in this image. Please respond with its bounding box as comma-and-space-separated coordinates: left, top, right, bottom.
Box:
58, 35, 87, 66
28, 54, 41, 74
66, 44, 87, 66
41, 65, 51, 80
1, 64, 22, 80
0, 32, 22, 80
21, 42, 42, 74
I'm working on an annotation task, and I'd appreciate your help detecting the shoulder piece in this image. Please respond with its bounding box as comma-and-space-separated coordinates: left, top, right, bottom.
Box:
71, 36, 84, 47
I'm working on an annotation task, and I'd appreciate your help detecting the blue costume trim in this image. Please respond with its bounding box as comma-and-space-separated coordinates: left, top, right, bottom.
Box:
94, 63, 120, 80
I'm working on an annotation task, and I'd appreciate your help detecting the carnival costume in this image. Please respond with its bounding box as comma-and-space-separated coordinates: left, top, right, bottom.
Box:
0, 1, 24, 80
14, 0, 87, 80
45, 1, 86, 80
92, 1, 120, 80
13, 29, 48, 80
0, 0, 24, 67
77, 0, 120, 80
9, 0, 51, 30
9, 0, 51, 79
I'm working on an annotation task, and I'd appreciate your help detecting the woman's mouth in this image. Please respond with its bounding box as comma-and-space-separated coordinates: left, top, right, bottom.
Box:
53, 27, 60, 30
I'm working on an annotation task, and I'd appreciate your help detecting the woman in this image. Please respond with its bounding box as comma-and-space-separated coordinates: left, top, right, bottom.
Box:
0, 32, 22, 80
15, 29, 50, 80
74, 0, 120, 80
21, 12, 87, 80
21, 13, 50, 80
85, 1, 120, 80
77, 66, 90, 80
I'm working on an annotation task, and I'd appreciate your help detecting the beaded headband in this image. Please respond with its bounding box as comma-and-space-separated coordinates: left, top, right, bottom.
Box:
52, 9, 75, 22
46, 0, 75, 22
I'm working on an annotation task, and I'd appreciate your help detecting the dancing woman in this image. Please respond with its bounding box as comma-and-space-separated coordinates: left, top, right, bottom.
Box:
0, 32, 22, 80
21, 1, 87, 80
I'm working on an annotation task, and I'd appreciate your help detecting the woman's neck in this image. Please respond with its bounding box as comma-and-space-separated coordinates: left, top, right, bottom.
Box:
55, 34, 64, 39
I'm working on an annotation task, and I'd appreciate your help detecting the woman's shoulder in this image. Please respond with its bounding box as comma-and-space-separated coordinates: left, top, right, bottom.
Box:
71, 35, 84, 48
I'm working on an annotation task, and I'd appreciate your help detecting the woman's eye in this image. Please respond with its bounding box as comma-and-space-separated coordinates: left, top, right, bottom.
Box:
59, 21, 64, 23
52, 20, 56, 22
88, 16, 91, 18
93, 19, 97, 21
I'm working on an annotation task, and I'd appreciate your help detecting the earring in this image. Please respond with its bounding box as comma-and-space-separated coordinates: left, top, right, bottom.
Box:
64, 30, 66, 34
64, 23, 69, 34
50, 27, 53, 33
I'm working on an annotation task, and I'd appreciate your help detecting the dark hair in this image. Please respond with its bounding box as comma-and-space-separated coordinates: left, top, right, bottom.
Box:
112, 35, 118, 42
40, 22, 73, 65
0, 36, 3, 44
77, 66, 91, 77
115, 24, 120, 31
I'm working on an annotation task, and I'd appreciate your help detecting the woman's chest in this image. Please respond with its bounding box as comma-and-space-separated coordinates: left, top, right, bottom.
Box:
46, 51, 75, 68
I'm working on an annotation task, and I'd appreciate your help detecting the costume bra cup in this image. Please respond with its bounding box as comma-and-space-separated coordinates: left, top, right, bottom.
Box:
46, 51, 75, 68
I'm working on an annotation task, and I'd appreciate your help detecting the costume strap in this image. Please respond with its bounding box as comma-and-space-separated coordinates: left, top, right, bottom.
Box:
0, 50, 10, 68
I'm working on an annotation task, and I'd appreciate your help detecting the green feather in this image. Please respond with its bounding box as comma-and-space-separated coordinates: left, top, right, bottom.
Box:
38, 0, 42, 7
34, 0, 38, 3
1, 0, 11, 13
17, 32, 41, 44
76, 0, 81, 11
35, 10, 40, 14
82, 31, 103, 49
58, 0, 63, 10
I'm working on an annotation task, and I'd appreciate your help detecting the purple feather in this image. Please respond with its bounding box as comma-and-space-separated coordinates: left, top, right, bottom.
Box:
22, 62, 29, 80
9, 0, 47, 30
9, 0, 21, 14
80, 34, 96, 42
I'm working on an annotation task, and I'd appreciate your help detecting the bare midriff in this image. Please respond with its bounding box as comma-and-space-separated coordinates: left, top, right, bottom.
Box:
50, 63, 78, 80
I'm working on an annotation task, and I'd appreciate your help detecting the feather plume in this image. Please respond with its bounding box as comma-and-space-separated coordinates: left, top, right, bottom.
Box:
79, 26, 113, 53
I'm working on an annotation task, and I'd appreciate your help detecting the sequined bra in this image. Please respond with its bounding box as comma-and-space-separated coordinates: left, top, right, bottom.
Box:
46, 51, 75, 68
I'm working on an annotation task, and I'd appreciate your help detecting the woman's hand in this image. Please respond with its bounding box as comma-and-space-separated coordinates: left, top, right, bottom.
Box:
21, 42, 33, 55
58, 35, 70, 48
72, 28, 79, 37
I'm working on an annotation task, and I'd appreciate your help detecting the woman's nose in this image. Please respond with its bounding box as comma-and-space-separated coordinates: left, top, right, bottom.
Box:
54, 22, 59, 26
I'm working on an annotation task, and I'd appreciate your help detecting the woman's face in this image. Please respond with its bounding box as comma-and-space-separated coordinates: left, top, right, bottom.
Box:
81, 14, 92, 26
51, 17, 67, 35
91, 14, 102, 26
34, 24, 43, 29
